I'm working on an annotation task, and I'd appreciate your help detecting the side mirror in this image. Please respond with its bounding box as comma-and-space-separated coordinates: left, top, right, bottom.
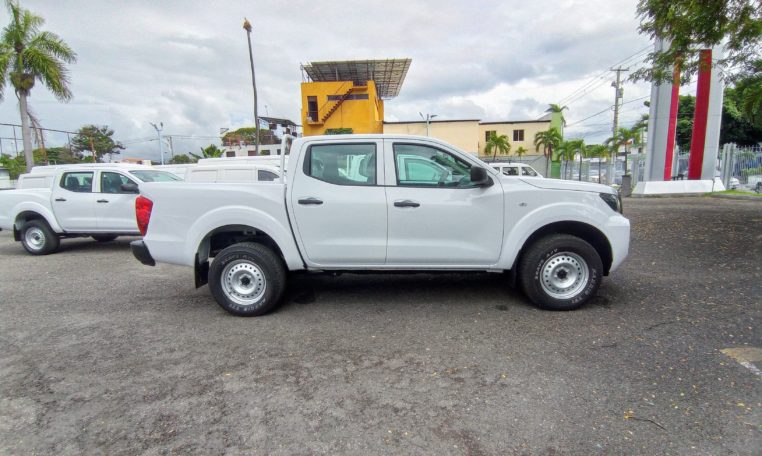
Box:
121, 183, 139, 193
470, 166, 492, 187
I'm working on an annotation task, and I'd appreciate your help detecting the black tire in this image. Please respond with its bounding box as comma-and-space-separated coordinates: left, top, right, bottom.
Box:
519, 234, 603, 311
92, 234, 118, 242
20, 220, 60, 255
208, 242, 286, 316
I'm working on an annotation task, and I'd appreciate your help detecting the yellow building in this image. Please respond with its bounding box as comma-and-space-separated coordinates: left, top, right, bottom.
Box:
382, 120, 481, 153
301, 59, 411, 136
477, 119, 551, 156
383, 118, 552, 156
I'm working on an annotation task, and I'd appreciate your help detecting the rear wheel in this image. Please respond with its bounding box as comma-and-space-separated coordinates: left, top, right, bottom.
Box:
519, 234, 602, 310
20, 220, 60, 255
92, 234, 118, 242
208, 242, 286, 316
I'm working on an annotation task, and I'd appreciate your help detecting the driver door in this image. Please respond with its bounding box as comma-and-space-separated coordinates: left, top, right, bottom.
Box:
383, 140, 504, 266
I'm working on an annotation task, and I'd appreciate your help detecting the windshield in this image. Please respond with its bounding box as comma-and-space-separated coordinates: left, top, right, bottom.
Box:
129, 170, 182, 182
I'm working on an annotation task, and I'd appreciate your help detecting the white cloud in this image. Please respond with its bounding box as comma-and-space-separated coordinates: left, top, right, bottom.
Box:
0, 0, 656, 159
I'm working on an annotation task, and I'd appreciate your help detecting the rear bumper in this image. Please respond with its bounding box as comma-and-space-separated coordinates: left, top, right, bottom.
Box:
130, 240, 156, 266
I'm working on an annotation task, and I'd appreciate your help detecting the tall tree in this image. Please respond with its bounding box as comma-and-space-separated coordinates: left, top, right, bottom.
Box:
633, 0, 761, 84
484, 133, 511, 161
534, 127, 563, 178
72, 125, 124, 162
0, 1, 76, 171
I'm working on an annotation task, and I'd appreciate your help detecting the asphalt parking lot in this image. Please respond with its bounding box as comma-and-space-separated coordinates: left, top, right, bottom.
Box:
1, 197, 760, 455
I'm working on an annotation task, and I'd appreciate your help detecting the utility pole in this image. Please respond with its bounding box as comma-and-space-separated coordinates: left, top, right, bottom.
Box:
168, 136, 174, 160
610, 66, 628, 183
243, 18, 259, 155
150, 122, 164, 165
419, 112, 437, 136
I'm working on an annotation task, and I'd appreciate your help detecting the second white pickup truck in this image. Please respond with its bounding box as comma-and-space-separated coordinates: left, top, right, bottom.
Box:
132, 134, 630, 315
0, 164, 181, 254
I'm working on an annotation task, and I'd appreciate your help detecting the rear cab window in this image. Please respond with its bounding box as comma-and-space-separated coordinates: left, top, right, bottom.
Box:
303, 143, 377, 186
60, 172, 94, 192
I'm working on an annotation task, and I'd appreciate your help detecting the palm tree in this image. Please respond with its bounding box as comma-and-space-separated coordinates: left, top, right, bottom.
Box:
0, 2, 76, 171
586, 144, 608, 183
546, 103, 568, 126
534, 127, 562, 178
515, 146, 528, 159
485, 133, 511, 161
564, 139, 585, 180
190, 144, 223, 161
605, 127, 639, 176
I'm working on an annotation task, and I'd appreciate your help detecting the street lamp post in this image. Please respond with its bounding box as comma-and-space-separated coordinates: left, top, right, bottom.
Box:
419, 112, 437, 136
150, 122, 164, 165
243, 18, 259, 155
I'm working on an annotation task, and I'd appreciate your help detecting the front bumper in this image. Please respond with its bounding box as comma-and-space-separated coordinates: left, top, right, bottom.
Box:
131, 240, 156, 266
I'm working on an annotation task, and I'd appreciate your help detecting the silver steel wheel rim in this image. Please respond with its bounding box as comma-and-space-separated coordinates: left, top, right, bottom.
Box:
220, 260, 266, 306
539, 252, 589, 299
25, 227, 45, 250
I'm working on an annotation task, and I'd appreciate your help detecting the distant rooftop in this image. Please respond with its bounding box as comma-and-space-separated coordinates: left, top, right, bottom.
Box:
301, 58, 412, 99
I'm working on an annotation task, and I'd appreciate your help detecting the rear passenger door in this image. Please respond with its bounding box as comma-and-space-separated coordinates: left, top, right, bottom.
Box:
290, 140, 386, 266
51, 171, 97, 231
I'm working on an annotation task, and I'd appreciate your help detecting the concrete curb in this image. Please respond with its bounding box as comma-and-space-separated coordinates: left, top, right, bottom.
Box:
628, 193, 762, 201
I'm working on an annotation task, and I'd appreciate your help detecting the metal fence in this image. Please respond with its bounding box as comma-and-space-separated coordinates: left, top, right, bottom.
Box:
558, 155, 645, 187
719, 144, 762, 191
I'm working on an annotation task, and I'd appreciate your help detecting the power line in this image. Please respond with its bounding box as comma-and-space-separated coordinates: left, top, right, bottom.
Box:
558, 45, 651, 105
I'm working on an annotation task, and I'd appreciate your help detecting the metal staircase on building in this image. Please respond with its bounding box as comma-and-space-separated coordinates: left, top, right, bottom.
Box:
306, 83, 357, 125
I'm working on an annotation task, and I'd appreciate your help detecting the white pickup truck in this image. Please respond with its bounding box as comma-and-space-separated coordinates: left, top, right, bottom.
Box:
131, 135, 630, 316
0, 164, 180, 254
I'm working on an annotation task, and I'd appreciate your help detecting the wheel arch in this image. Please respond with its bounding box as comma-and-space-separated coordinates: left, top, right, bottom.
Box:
194, 224, 291, 288
13, 210, 57, 241
513, 221, 613, 276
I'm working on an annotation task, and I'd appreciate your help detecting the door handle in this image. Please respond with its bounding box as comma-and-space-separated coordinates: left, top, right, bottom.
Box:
54, 198, 66, 202
394, 200, 420, 208
298, 197, 323, 205
97, 199, 109, 203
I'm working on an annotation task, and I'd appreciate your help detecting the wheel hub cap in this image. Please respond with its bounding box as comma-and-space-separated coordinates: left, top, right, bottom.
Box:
221, 260, 266, 306
540, 252, 589, 300
25, 227, 45, 250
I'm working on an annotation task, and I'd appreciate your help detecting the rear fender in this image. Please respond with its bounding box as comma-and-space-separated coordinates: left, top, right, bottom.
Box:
13, 201, 63, 233
186, 205, 304, 271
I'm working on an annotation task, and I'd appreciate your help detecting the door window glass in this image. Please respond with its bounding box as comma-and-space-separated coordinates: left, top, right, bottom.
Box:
303, 143, 376, 186
258, 170, 278, 181
101, 172, 136, 193
393, 144, 473, 187
61, 172, 94, 193
503, 166, 519, 176
521, 166, 538, 176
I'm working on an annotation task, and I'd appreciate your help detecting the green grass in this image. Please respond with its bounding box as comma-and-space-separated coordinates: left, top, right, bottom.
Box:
712, 189, 762, 197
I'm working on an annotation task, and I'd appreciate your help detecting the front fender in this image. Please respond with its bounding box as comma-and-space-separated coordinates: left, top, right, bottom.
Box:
497, 200, 613, 269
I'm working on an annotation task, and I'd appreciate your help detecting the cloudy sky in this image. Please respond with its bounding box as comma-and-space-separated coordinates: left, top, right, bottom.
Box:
0, 0, 674, 161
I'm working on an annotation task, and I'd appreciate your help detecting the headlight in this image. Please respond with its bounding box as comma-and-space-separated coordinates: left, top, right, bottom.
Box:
599, 192, 622, 213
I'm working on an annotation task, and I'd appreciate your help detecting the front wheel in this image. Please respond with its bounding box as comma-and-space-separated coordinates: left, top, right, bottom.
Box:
519, 234, 603, 311
208, 242, 286, 316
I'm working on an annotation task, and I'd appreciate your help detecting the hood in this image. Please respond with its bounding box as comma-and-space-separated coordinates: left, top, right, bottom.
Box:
518, 177, 616, 194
